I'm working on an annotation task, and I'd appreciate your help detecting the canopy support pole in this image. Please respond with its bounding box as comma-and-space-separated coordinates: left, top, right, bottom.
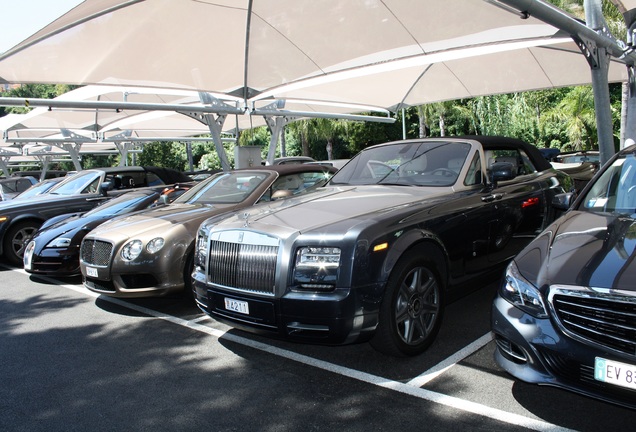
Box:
497, 0, 636, 165
622, 7, 636, 148
263, 116, 289, 166
624, 66, 636, 148
0, 158, 10, 178
58, 144, 83, 171
34, 155, 53, 180
583, 0, 615, 166
58, 129, 87, 171
114, 142, 136, 166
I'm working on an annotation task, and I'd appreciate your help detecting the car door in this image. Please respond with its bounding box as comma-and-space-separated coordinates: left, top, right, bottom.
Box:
484, 149, 546, 264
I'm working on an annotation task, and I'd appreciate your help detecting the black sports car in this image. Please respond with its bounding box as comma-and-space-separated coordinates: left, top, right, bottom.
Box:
492, 143, 636, 409
192, 136, 569, 356
23, 190, 161, 277
0, 166, 191, 266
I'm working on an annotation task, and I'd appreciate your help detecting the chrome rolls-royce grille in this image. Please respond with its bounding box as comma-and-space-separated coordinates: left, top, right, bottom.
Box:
552, 293, 636, 356
81, 239, 113, 267
208, 240, 278, 295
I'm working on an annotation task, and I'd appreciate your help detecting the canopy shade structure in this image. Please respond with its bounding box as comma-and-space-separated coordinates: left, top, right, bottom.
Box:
0, 85, 244, 143
0, 0, 629, 112
0, 84, 393, 170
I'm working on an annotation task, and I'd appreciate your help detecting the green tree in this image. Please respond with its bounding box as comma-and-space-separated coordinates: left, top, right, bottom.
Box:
0, 83, 76, 116
542, 86, 599, 151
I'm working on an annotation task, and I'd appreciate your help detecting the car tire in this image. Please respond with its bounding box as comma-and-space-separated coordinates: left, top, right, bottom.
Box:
3, 221, 42, 267
370, 247, 444, 357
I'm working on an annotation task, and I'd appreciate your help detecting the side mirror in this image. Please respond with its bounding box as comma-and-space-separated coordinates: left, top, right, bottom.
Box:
99, 182, 111, 196
489, 162, 516, 185
158, 194, 170, 205
552, 192, 574, 211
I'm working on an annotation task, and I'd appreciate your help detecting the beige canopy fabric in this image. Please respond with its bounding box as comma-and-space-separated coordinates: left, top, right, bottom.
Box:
0, 0, 628, 113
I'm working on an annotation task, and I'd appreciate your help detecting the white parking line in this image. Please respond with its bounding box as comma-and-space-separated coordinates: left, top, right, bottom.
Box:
15, 268, 574, 432
407, 332, 494, 387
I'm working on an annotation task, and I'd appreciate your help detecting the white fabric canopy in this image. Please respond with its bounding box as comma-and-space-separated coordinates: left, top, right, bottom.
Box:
0, 0, 628, 113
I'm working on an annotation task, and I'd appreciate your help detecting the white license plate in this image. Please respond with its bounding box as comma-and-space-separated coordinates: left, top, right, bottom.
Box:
224, 297, 249, 315
595, 357, 636, 390
86, 266, 98, 278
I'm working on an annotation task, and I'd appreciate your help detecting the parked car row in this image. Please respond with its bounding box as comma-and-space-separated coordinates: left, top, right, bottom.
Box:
79, 164, 336, 298
5, 137, 636, 410
0, 166, 192, 266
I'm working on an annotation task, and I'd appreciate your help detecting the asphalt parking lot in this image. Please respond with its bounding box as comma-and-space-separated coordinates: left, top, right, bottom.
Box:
1, 264, 633, 431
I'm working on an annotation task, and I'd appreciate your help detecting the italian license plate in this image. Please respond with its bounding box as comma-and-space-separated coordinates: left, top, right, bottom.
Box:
224, 297, 249, 315
86, 266, 98, 278
595, 357, 636, 390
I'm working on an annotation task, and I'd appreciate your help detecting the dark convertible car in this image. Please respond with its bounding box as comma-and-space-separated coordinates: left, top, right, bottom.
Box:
492, 143, 636, 409
0, 166, 191, 266
192, 136, 569, 356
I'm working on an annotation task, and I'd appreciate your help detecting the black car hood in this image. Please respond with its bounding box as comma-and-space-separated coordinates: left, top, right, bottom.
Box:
515, 210, 636, 291
211, 185, 451, 234
32, 215, 107, 253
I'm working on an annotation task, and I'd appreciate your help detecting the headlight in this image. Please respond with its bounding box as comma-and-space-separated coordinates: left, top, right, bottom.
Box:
146, 237, 165, 254
121, 240, 143, 261
46, 237, 72, 248
24, 241, 35, 269
500, 260, 548, 318
195, 229, 209, 268
293, 246, 340, 291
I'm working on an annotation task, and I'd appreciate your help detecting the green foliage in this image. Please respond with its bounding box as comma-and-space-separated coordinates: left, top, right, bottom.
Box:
0, 84, 76, 116
197, 141, 236, 170
136, 142, 186, 170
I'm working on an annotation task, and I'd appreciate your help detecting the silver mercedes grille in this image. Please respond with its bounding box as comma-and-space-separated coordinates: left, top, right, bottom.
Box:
552, 291, 636, 356
81, 239, 113, 267
208, 239, 278, 295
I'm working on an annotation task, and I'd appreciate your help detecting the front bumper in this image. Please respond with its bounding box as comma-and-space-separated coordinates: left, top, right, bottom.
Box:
491, 295, 636, 409
193, 279, 381, 345
25, 246, 81, 277
82, 261, 184, 298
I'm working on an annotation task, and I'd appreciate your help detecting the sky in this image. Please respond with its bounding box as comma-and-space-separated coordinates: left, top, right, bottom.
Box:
0, 0, 84, 54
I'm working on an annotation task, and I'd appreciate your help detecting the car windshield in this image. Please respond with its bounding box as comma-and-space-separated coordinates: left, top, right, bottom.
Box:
12, 178, 62, 199
581, 153, 636, 216
330, 141, 470, 186
83, 192, 156, 218
174, 171, 269, 204
48, 171, 102, 195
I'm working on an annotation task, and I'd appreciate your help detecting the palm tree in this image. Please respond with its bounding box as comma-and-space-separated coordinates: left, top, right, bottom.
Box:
543, 86, 598, 150
312, 118, 343, 160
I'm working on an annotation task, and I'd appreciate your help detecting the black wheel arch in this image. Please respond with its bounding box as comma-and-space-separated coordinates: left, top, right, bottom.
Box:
380, 230, 449, 290
0, 215, 46, 256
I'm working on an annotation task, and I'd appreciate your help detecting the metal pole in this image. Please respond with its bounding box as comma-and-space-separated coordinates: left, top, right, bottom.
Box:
402, 108, 406, 139
585, 0, 615, 165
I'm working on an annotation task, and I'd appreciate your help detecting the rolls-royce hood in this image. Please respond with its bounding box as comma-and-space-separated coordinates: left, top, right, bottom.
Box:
515, 211, 636, 291
211, 185, 450, 235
